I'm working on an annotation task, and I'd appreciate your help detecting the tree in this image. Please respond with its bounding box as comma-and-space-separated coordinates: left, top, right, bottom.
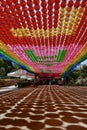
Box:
66, 64, 87, 85
80, 65, 87, 78
0, 58, 21, 77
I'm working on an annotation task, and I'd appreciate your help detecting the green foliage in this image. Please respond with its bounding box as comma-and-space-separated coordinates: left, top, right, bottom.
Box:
66, 64, 87, 84
0, 67, 6, 76
80, 65, 87, 78
0, 58, 21, 77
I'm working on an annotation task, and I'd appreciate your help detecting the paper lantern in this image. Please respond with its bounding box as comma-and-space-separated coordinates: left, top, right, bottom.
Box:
68, 0, 73, 7
0, 0, 86, 78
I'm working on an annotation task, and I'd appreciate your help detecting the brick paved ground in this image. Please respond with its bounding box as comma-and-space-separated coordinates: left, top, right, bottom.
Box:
0, 85, 87, 130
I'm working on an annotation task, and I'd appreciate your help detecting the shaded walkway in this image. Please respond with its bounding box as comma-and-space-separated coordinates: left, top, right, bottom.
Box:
0, 86, 87, 130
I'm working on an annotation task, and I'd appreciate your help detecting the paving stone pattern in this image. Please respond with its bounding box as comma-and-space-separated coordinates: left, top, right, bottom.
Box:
0, 85, 87, 130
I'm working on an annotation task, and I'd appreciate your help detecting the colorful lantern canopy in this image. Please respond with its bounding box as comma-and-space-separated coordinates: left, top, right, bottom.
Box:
0, 0, 87, 78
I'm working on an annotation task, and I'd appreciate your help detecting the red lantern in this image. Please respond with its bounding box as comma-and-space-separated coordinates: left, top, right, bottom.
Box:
5, 7, 10, 13
54, 10, 59, 15
68, 0, 73, 7
30, 11, 35, 17
34, 0, 39, 4
1, 1, 6, 7
34, 5, 40, 10
74, 0, 80, 8
81, 1, 86, 7
48, 20, 52, 24
36, 11, 41, 17
48, 11, 52, 16
48, 0, 55, 5
10, 5, 15, 11
21, 0, 26, 6
38, 24, 42, 29
55, 0, 60, 3
43, 25, 47, 30
41, 0, 46, 7
61, 0, 66, 8
13, 0, 18, 3
27, 1, 32, 6
55, 5, 59, 11
54, 15, 58, 20
7, 0, 12, 5
16, 4, 21, 9
42, 8, 47, 13
28, 25, 32, 29
48, 5, 52, 10
29, 6, 34, 12
33, 25, 37, 29
43, 17, 47, 21
42, 13, 47, 17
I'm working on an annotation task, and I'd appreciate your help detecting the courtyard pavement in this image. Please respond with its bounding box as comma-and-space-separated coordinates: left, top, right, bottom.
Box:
0, 85, 87, 130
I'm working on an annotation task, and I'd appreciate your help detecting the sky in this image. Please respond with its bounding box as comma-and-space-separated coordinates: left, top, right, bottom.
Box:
81, 59, 87, 65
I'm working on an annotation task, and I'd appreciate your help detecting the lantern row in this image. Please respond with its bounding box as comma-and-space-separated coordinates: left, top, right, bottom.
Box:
0, 0, 87, 77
